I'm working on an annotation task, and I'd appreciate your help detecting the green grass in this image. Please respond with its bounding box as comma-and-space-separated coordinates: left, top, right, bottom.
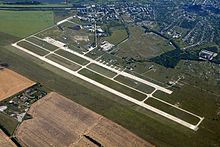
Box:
87, 63, 117, 78
0, 32, 19, 46
46, 54, 81, 71
55, 49, 90, 65
85, 48, 105, 59
104, 28, 128, 45
0, 112, 18, 136
145, 98, 200, 125
26, 37, 58, 51
153, 90, 177, 104
0, 11, 54, 38
117, 26, 175, 59
1, 45, 220, 147
79, 68, 147, 101
115, 75, 155, 94
0, 3, 71, 7
17, 41, 49, 56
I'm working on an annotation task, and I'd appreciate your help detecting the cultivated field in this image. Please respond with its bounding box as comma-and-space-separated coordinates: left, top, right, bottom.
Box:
86, 117, 153, 147
0, 130, 16, 147
16, 92, 153, 147
0, 68, 35, 101
0, 11, 54, 38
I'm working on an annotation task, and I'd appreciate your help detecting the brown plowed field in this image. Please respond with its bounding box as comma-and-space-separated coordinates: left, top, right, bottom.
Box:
0, 68, 35, 101
16, 92, 153, 147
0, 130, 16, 147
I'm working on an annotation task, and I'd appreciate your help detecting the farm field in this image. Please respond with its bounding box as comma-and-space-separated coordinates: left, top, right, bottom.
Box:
0, 68, 35, 101
0, 112, 18, 136
0, 11, 54, 38
16, 92, 153, 147
0, 130, 16, 147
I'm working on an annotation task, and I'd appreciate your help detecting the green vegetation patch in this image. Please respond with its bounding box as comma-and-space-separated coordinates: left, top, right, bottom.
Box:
115, 75, 155, 94
104, 28, 128, 45
0, 11, 54, 38
55, 49, 89, 65
153, 90, 177, 104
0, 32, 19, 46
87, 63, 117, 78
145, 98, 200, 125
79, 68, 146, 101
26, 37, 58, 51
17, 41, 49, 56
46, 54, 81, 71
117, 26, 175, 59
0, 112, 18, 136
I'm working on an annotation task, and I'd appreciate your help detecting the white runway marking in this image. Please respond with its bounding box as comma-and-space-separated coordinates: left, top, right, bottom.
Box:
12, 42, 204, 131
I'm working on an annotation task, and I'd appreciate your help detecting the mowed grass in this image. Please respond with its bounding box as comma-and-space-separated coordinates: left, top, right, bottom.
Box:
26, 37, 58, 51
153, 90, 178, 104
79, 68, 146, 101
17, 41, 49, 56
145, 98, 200, 125
115, 75, 155, 94
87, 63, 117, 78
0, 11, 54, 38
55, 49, 90, 65
17, 40, 49, 55
46, 54, 81, 71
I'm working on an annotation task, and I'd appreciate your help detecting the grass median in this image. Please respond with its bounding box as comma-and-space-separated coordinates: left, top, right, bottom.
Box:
17, 41, 49, 56
55, 49, 90, 65
145, 98, 200, 125
26, 37, 58, 51
79, 68, 147, 101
